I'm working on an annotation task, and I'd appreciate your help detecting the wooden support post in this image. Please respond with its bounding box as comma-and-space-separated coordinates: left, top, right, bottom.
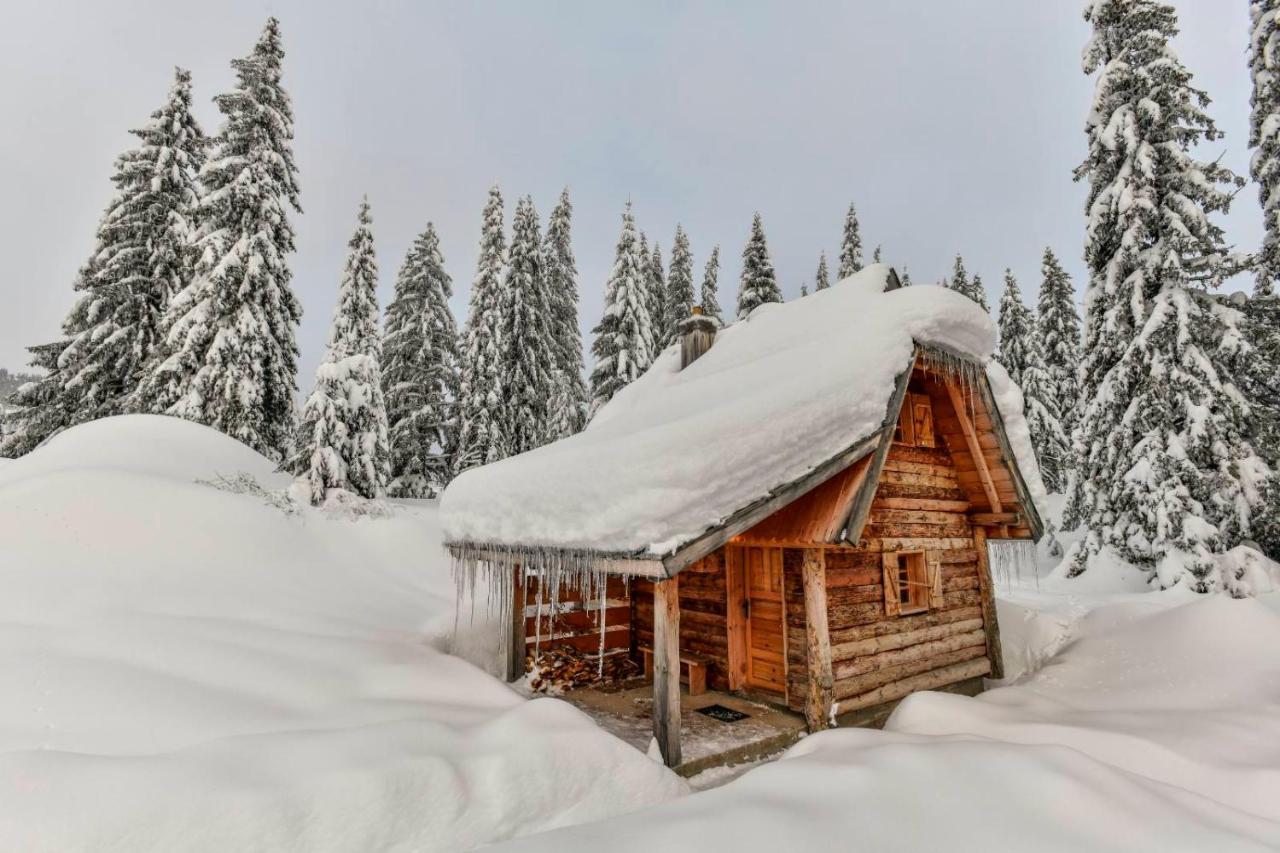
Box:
801, 548, 835, 732
506, 565, 526, 682
972, 526, 1005, 679
725, 547, 748, 691
945, 381, 1003, 514
652, 576, 682, 767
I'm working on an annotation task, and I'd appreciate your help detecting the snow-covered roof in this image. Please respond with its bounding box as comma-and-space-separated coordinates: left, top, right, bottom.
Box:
440, 266, 1000, 561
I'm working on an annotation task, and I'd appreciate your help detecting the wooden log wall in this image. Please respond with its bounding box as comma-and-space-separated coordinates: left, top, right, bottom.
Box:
632, 550, 732, 690
523, 574, 631, 655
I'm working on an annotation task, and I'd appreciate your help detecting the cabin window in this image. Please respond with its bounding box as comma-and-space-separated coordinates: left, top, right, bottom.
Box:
894, 551, 930, 614
894, 392, 935, 448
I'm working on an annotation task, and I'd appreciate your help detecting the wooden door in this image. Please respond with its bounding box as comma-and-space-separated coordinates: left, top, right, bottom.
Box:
745, 547, 787, 695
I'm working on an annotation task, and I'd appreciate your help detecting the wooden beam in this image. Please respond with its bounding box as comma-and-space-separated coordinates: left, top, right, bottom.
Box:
944, 381, 1003, 514
801, 548, 834, 732
662, 433, 882, 576
652, 577, 682, 767
506, 566, 526, 682
724, 547, 748, 691
968, 512, 1022, 526
841, 356, 917, 545
972, 525, 1005, 679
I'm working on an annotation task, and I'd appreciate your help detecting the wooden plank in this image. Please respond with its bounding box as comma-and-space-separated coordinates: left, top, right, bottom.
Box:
507, 566, 526, 682
652, 576, 681, 767
801, 549, 834, 732
725, 547, 748, 691
873, 497, 970, 513
662, 434, 883, 575
968, 512, 1023, 526
831, 617, 985, 660
836, 658, 992, 711
881, 552, 901, 618
972, 526, 1005, 679
927, 550, 945, 609
833, 630, 988, 680
944, 381, 1002, 514
829, 605, 983, 644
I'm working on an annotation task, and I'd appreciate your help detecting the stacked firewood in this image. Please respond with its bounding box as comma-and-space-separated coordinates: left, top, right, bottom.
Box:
527, 645, 641, 693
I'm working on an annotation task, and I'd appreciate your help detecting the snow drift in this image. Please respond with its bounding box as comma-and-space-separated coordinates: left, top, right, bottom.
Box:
441, 266, 1005, 557
0, 415, 685, 851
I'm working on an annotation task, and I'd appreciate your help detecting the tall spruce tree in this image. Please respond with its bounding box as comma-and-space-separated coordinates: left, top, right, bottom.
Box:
948, 255, 989, 311
1251, 0, 1280, 296
382, 223, 458, 498
141, 19, 302, 460
737, 213, 781, 319
646, 241, 667, 350
997, 270, 1034, 385
664, 225, 695, 344
838, 202, 863, 279
1067, 0, 1266, 592
1036, 247, 1082, 432
542, 188, 587, 438
589, 202, 653, 414
700, 246, 723, 323
296, 199, 390, 505
2, 69, 205, 457
455, 185, 507, 471
496, 196, 556, 455
815, 252, 831, 291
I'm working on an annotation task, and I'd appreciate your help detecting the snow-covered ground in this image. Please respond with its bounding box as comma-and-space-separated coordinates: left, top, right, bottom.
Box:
0, 416, 685, 852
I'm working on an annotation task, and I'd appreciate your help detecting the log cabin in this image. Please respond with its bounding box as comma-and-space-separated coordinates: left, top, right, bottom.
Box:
441, 265, 1045, 768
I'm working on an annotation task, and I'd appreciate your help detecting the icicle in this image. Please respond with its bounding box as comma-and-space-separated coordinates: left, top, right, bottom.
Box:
987, 538, 1038, 591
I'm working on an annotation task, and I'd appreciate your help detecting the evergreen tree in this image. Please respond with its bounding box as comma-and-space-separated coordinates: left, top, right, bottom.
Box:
496, 196, 556, 456
1067, 0, 1266, 591
1251, 0, 1280, 296
455, 185, 507, 470
296, 199, 389, 505
3, 70, 205, 456
382, 223, 458, 498
815, 252, 831, 291
838, 202, 863, 279
542, 188, 587, 438
872, 245, 882, 263
1036, 247, 1082, 432
900, 268, 913, 286
142, 19, 301, 460
589, 202, 653, 414
997, 270, 1034, 385
948, 255, 989, 311
700, 246, 723, 323
800, 284, 809, 298
737, 213, 781, 319
646, 241, 667, 350
664, 225, 696, 344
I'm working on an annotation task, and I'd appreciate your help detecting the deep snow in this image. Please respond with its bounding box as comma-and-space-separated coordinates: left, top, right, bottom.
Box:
0, 416, 685, 852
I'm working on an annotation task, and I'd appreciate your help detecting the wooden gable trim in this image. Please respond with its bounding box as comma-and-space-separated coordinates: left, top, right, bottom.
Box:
943, 380, 1003, 515
976, 375, 1045, 540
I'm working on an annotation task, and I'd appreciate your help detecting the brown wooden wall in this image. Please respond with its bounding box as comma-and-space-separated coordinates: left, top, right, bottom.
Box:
631, 551, 732, 692
523, 574, 630, 654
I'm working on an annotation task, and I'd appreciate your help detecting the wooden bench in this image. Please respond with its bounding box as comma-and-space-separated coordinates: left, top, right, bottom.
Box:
638, 646, 709, 696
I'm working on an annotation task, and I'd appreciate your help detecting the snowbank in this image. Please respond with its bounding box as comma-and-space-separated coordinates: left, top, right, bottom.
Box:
497, 592, 1280, 852
0, 416, 685, 852
442, 267, 996, 556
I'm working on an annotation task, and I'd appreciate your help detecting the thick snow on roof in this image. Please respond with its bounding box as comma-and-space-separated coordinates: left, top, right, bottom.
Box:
441, 266, 997, 557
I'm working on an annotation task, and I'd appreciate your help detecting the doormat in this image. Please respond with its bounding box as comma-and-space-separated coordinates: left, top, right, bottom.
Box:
695, 704, 749, 723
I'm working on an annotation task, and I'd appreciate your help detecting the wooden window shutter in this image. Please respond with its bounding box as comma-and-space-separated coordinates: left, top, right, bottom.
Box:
894, 398, 916, 445
926, 550, 944, 610
882, 551, 901, 618
912, 394, 936, 448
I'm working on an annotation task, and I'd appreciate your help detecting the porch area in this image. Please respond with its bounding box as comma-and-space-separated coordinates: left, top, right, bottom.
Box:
561, 680, 806, 778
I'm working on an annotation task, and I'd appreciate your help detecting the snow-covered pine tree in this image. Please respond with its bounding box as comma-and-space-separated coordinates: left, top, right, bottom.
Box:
381, 223, 458, 498
1036, 247, 1082, 432
997, 270, 1034, 385
800, 284, 809, 298
2, 70, 206, 457
495, 196, 556, 456
141, 19, 302, 460
646, 241, 667, 351
1067, 0, 1266, 592
664, 225, 695, 345
589, 202, 654, 415
542, 187, 587, 438
948, 255, 989, 311
700, 246, 722, 323
296, 199, 390, 505
872, 245, 882, 263
455, 185, 507, 471
1251, 0, 1280, 296
815, 252, 831, 291
900, 268, 913, 286
737, 213, 781, 320
838, 203, 863, 279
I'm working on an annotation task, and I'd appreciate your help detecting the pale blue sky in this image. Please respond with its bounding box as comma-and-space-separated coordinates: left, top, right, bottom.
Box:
0, 0, 1259, 380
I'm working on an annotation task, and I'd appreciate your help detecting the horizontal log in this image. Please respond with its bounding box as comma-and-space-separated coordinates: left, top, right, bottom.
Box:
828, 605, 983, 644
865, 522, 973, 540
832, 618, 985, 660
836, 658, 992, 711
885, 444, 954, 465
870, 508, 967, 526
880, 470, 960, 490
530, 628, 631, 653
867, 536, 975, 552
827, 600, 888, 629
882, 458, 960, 478
937, 549, 979, 564
825, 565, 884, 588
826, 583, 884, 606
832, 630, 988, 680
872, 482, 969, 502
834, 645, 988, 700
873, 496, 971, 513
967, 512, 1023, 525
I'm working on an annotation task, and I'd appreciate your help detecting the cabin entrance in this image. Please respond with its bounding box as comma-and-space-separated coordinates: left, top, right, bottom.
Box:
738, 546, 787, 696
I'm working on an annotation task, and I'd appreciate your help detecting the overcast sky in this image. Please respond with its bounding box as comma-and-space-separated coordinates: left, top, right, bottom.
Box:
0, 0, 1259, 381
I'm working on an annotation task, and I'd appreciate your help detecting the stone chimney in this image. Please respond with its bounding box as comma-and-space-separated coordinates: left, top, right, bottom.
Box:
679, 306, 717, 369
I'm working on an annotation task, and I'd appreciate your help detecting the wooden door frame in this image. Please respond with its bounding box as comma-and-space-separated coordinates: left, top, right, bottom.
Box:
726, 545, 788, 699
